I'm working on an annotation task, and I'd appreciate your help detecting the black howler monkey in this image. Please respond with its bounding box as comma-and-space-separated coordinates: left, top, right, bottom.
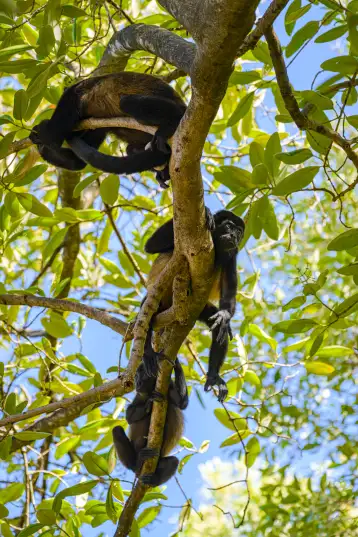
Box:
30, 72, 186, 188
112, 358, 188, 486
144, 209, 245, 403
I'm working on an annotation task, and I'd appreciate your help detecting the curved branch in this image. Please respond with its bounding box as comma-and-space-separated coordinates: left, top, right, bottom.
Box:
237, 0, 290, 57
264, 26, 358, 172
96, 24, 195, 75
0, 294, 128, 335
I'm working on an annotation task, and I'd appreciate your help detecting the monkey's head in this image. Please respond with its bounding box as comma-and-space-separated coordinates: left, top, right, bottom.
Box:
30, 120, 60, 147
135, 363, 156, 395
213, 210, 245, 255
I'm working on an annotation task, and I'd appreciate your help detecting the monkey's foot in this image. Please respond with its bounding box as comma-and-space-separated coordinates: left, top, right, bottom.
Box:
138, 447, 159, 463
205, 207, 216, 232
150, 391, 165, 403
146, 134, 171, 155
204, 375, 228, 403
209, 310, 233, 343
154, 168, 170, 189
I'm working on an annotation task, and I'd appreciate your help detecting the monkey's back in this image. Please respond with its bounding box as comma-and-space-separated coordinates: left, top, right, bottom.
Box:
73, 72, 185, 119
128, 400, 183, 457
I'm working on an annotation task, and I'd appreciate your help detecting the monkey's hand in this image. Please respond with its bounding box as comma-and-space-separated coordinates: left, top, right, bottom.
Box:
209, 310, 233, 344
204, 375, 228, 403
145, 135, 171, 155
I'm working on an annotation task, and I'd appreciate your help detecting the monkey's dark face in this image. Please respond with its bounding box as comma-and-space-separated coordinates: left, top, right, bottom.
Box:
215, 219, 245, 254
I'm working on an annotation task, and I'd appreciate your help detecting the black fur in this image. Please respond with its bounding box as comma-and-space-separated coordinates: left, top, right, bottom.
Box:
30, 72, 186, 188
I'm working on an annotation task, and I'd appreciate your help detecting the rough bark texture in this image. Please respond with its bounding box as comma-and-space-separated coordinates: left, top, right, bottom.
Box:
96, 23, 196, 75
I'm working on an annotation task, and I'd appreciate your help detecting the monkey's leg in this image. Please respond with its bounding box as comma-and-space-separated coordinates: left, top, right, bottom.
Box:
119, 95, 185, 152
140, 456, 179, 486
112, 426, 137, 472
169, 359, 189, 410
199, 304, 229, 403
142, 326, 161, 378
144, 219, 175, 254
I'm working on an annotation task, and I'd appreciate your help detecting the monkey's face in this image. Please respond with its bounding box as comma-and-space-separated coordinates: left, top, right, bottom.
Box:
215, 219, 245, 253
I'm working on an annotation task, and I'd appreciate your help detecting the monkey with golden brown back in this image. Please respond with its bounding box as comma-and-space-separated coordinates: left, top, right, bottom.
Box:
29, 72, 186, 188
143, 208, 245, 403
112, 358, 188, 486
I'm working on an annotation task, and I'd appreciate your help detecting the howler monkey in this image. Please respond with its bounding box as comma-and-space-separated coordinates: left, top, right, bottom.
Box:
112, 358, 188, 486
30, 72, 186, 188
143, 209, 245, 403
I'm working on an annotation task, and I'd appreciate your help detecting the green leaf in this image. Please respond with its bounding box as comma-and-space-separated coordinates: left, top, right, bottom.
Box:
301, 90, 333, 110
41, 312, 73, 338
138, 506, 161, 528
248, 323, 277, 350
17, 524, 45, 537
36, 509, 56, 525
273, 319, 318, 334
83, 451, 109, 476
53, 480, 98, 512
252, 163, 269, 185
305, 361, 335, 375
229, 70, 261, 86
0, 45, 32, 60
17, 193, 52, 217
54, 437, 80, 459
321, 55, 358, 75
286, 4, 311, 24
15, 164, 48, 186
244, 370, 261, 387
62, 5, 88, 17
100, 175, 119, 205
105, 483, 117, 523
309, 333, 324, 357
214, 408, 247, 432
332, 293, 358, 318
246, 437, 260, 468
0, 483, 25, 503
265, 132, 281, 179
13, 90, 29, 121
0, 132, 16, 160
220, 431, 250, 447
73, 174, 100, 197
316, 345, 354, 357
227, 92, 255, 127
328, 229, 358, 251
272, 166, 319, 196
249, 141, 264, 167
215, 166, 254, 191
282, 295, 306, 311
0, 504, 9, 519
286, 21, 319, 58
275, 148, 313, 165
256, 195, 279, 240
13, 432, 51, 441
315, 25, 347, 43
37, 25, 55, 58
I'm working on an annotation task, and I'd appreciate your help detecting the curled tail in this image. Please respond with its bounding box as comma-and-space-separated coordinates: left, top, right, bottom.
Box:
67, 136, 169, 175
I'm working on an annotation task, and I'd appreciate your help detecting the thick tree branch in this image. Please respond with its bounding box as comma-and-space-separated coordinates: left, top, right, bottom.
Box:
237, 0, 290, 57
264, 26, 358, 172
158, 1, 202, 39
96, 24, 195, 75
0, 294, 128, 335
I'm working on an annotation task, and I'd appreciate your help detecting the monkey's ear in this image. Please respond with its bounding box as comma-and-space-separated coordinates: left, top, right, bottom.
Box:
145, 219, 174, 254
215, 210, 244, 230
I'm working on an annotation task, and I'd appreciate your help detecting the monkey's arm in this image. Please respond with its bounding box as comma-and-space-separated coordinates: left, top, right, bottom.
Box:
199, 303, 229, 403
169, 359, 189, 410
126, 393, 152, 424
209, 254, 237, 343
145, 219, 175, 254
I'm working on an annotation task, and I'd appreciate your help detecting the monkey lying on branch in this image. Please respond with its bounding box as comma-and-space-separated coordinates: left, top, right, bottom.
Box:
113, 358, 188, 486
143, 209, 245, 402
30, 72, 186, 188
